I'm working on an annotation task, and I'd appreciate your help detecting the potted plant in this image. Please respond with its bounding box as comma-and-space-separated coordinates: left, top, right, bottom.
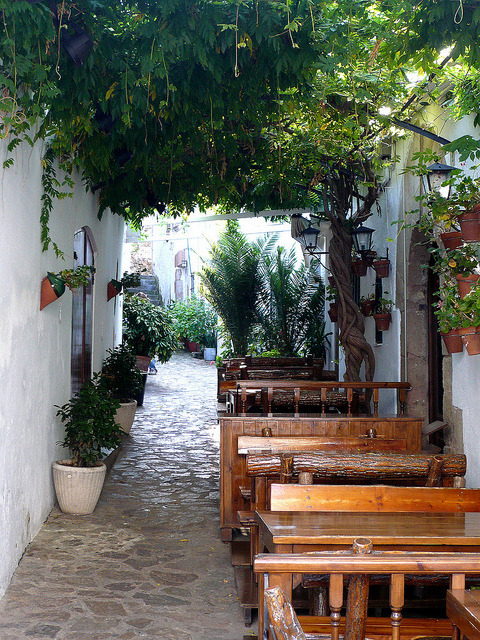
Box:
202, 330, 218, 361
352, 251, 368, 277
372, 255, 390, 278
169, 296, 218, 355
40, 265, 94, 310
123, 294, 177, 371
454, 286, 480, 355
360, 292, 376, 317
431, 245, 480, 298
53, 374, 121, 514
100, 344, 143, 434
326, 284, 339, 322
107, 272, 141, 301
433, 285, 464, 354
373, 296, 393, 331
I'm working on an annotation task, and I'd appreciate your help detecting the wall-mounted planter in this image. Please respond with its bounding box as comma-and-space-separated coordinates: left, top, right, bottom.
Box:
440, 231, 463, 251
458, 326, 480, 355
352, 260, 368, 277
440, 329, 463, 354
373, 258, 390, 279
456, 273, 480, 298
107, 279, 122, 301
458, 207, 480, 243
40, 272, 66, 310
360, 299, 376, 317
373, 312, 391, 331
328, 301, 339, 323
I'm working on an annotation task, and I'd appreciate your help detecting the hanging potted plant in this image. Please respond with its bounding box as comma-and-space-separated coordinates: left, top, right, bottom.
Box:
40, 265, 94, 310
107, 271, 141, 301
431, 244, 480, 299
360, 292, 376, 317
100, 344, 144, 434
107, 279, 123, 301
325, 284, 339, 322
351, 251, 368, 277
433, 285, 464, 354
372, 254, 390, 278
455, 287, 480, 355
373, 296, 393, 331
53, 374, 121, 514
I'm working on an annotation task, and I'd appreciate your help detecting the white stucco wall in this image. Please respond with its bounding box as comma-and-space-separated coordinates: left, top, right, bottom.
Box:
0, 136, 124, 598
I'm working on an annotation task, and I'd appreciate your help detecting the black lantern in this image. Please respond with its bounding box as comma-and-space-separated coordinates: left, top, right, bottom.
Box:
352, 225, 375, 258
425, 162, 456, 198
300, 224, 320, 254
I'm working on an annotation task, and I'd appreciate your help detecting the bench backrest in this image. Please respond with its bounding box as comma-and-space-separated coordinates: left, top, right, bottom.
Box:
269, 483, 480, 512
247, 452, 466, 481
237, 435, 408, 455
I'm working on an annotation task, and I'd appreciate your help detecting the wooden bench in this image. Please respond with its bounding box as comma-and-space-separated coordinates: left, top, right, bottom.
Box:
269, 483, 480, 513
255, 541, 480, 640
447, 589, 480, 640
233, 380, 412, 416
219, 415, 423, 540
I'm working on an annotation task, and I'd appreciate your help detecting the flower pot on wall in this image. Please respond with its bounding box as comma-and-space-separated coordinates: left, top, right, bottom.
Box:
360, 300, 376, 317
40, 272, 66, 310
352, 260, 368, 277
107, 279, 122, 301
52, 460, 107, 514
373, 312, 391, 331
440, 330, 463, 354
458, 207, 480, 243
458, 326, 480, 355
328, 302, 338, 323
456, 273, 480, 298
440, 231, 463, 251
373, 259, 390, 278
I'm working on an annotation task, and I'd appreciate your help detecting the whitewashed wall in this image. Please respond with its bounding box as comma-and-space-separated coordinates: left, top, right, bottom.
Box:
0, 136, 124, 598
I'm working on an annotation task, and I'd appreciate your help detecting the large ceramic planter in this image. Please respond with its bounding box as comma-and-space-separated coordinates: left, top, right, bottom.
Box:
458, 326, 480, 356
204, 347, 216, 362
440, 231, 463, 251
373, 259, 390, 278
456, 273, 480, 298
458, 207, 480, 243
115, 400, 137, 434
373, 312, 391, 331
440, 330, 463, 354
52, 460, 106, 514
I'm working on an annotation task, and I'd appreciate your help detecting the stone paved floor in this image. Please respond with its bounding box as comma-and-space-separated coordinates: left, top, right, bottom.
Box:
0, 352, 255, 640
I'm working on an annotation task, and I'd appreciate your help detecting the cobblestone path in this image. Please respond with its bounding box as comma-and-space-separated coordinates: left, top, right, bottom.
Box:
0, 352, 253, 640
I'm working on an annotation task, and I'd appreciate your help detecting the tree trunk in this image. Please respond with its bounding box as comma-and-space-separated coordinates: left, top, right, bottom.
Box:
329, 223, 375, 382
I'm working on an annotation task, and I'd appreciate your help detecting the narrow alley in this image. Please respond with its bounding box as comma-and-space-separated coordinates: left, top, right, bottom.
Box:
0, 353, 251, 640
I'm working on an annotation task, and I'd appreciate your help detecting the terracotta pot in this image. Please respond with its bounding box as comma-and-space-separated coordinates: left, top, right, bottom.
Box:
440, 231, 463, 251
440, 330, 463, 354
187, 341, 200, 353
456, 273, 480, 298
352, 260, 368, 277
458, 326, 480, 355
40, 273, 65, 310
107, 280, 122, 301
373, 312, 391, 331
373, 259, 390, 278
328, 302, 338, 323
458, 208, 480, 243
360, 300, 376, 317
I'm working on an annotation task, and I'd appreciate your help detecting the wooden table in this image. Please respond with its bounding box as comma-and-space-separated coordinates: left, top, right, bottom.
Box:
448, 589, 480, 640
255, 510, 480, 636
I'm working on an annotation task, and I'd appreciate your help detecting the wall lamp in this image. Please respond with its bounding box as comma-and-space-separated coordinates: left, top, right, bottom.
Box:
424, 162, 456, 199
352, 224, 375, 263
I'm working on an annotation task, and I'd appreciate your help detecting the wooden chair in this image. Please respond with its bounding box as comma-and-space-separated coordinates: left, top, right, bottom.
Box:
256, 539, 480, 640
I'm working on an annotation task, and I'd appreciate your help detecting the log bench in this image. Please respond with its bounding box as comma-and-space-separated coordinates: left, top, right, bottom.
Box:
232, 381, 412, 416
219, 415, 423, 541
255, 541, 480, 640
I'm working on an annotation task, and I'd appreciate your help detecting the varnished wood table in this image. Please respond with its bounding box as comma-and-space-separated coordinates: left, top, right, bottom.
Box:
255, 510, 480, 636
447, 589, 480, 640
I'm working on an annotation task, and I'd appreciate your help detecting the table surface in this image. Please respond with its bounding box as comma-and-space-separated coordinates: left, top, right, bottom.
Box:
255, 510, 480, 548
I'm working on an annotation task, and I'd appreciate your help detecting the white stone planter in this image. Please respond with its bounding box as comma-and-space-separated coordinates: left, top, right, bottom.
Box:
115, 400, 137, 434
204, 347, 216, 361
52, 460, 107, 515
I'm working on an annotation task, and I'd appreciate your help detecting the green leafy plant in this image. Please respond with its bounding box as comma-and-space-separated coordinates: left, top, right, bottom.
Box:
58, 266, 95, 291
375, 296, 394, 314
169, 296, 217, 347
431, 244, 480, 279
123, 294, 176, 362
121, 272, 142, 289
56, 374, 121, 468
100, 344, 143, 402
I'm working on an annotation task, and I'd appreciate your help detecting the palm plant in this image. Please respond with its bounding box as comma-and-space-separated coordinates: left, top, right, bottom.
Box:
255, 246, 325, 356
200, 223, 262, 356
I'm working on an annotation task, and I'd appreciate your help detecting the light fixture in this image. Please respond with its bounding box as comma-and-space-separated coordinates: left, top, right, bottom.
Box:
425, 162, 456, 198
300, 224, 320, 254
352, 225, 375, 258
